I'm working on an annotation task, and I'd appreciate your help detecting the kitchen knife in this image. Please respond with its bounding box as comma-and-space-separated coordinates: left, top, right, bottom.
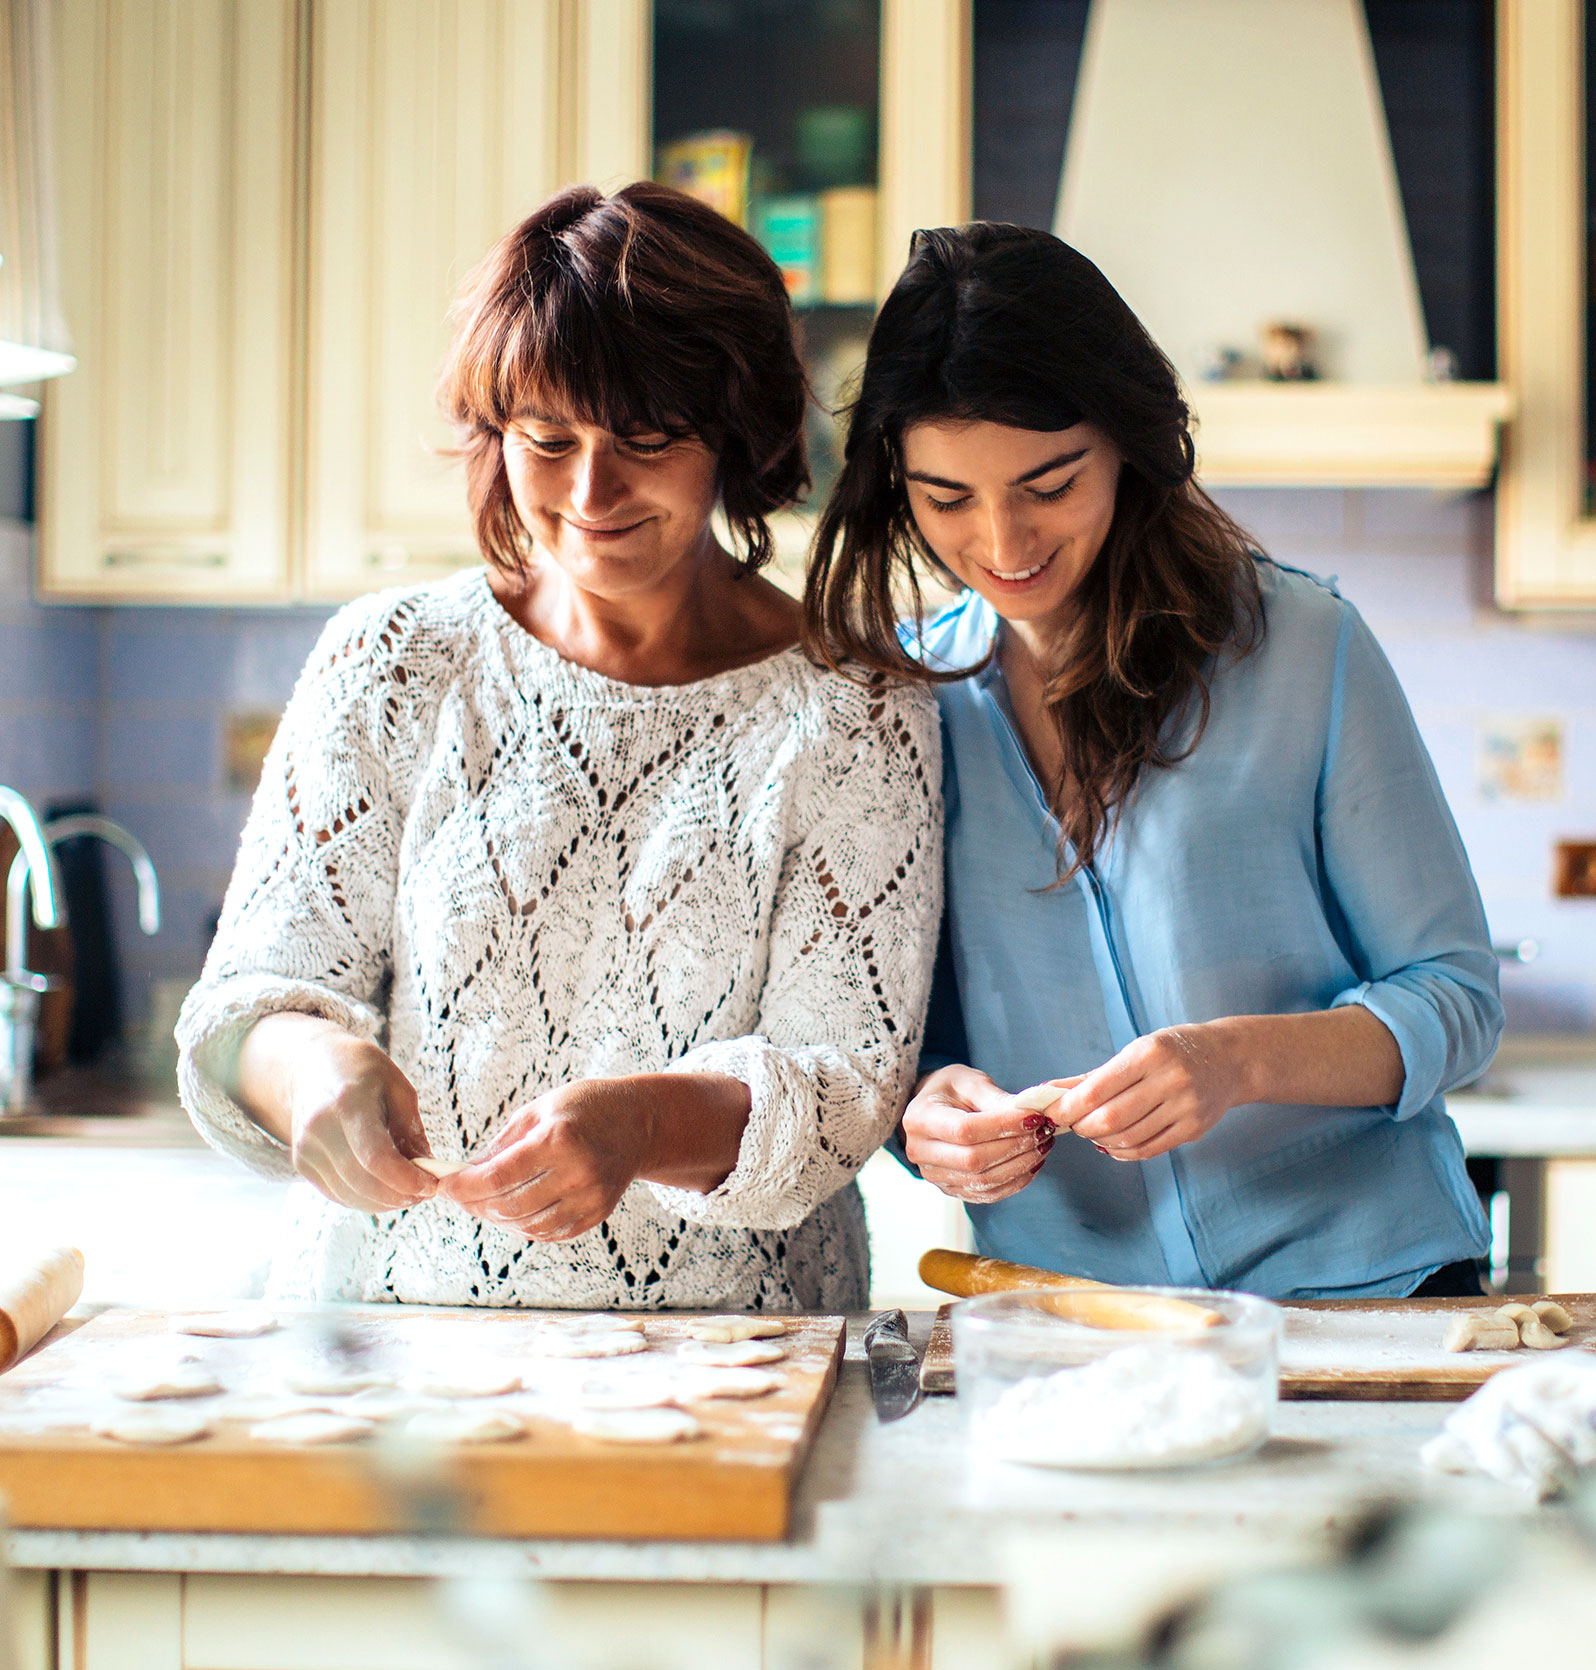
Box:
863, 1308, 921, 1423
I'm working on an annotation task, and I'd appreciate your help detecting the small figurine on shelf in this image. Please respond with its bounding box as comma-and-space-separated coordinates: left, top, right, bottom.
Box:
1195, 343, 1247, 382
1260, 322, 1318, 381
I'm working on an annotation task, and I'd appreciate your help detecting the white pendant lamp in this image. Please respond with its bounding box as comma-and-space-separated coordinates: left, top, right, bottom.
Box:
0, 0, 75, 420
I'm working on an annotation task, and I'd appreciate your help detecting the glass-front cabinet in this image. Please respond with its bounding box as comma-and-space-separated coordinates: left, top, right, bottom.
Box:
650, 0, 967, 590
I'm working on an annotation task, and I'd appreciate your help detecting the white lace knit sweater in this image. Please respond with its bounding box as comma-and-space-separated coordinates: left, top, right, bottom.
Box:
176, 571, 941, 1311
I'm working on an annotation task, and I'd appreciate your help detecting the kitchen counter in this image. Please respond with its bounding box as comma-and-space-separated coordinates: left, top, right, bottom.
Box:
2, 1315, 1531, 1588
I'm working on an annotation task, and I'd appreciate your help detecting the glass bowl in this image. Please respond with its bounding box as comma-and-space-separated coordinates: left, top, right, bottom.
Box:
951, 1286, 1281, 1471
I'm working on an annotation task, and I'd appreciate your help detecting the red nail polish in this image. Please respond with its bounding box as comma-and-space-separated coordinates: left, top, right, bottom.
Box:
1037, 1131, 1056, 1152
1021, 1113, 1048, 1132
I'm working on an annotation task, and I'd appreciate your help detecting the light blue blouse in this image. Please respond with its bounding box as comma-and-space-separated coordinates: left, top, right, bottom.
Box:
914, 558, 1500, 1300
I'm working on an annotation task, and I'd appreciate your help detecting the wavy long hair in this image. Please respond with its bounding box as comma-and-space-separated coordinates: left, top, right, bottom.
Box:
803, 223, 1262, 878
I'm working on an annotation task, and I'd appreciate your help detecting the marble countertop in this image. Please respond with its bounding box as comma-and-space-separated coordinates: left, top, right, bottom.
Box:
4, 1317, 1533, 1587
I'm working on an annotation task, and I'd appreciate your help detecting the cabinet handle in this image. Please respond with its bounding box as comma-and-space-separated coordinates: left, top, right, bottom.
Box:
102, 549, 229, 569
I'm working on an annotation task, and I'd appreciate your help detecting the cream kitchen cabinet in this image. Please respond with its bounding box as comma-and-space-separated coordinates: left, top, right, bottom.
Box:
38, 0, 610, 604
39, 0, 300, 601
43, 1571, 1008, 1670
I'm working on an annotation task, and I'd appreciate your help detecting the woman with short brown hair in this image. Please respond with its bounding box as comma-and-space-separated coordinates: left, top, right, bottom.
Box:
176, 183, 940, 1310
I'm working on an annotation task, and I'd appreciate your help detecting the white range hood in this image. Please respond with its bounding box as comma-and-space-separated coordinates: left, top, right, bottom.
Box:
1055, 0, 1509, 488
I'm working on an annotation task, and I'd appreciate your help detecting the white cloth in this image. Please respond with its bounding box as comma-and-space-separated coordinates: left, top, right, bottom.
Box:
1421, 1356, 1596, 1498
176, 571, 941, 1311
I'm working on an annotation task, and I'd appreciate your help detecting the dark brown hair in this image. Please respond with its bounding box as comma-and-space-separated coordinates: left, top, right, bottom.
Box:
440, 181, 809, 575
803, 222, 1262, 878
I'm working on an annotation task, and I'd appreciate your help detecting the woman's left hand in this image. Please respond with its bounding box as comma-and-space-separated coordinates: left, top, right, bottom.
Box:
1055, 1025, 1244, 1162
441, 1078, 650, 1241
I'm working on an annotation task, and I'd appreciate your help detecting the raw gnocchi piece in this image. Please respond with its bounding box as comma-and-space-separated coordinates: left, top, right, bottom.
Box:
682, 1316, 786, 1343
677, 1339, 785, 1367
1532, 1301, 1574, 1335
1519, 1318, 1570, 1351
1443, 1315, 1521, 1353
569, 1407, 701, 1444
1495, 1303, 1539, 1328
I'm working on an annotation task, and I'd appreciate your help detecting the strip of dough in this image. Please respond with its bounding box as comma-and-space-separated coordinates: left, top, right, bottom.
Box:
0, 1245, 85, 1372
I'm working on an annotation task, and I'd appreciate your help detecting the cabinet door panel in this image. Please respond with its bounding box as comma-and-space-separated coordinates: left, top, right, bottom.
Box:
304, 0, 563, 600
40, 0, 296, 601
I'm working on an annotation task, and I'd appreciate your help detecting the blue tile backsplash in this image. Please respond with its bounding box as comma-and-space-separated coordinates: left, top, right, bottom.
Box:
3, 480, 1594, 1045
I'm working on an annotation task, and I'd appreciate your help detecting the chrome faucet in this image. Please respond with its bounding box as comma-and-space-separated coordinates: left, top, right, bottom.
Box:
0, 809, 160, 1113
0, 786, 63, 1115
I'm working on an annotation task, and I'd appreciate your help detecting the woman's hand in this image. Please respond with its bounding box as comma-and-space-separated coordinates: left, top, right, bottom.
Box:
229, 1013, 440, 1213
902, 1064, 1064, 1203
441, 1073, 751, 1242
1056, 1026, 1242, 1162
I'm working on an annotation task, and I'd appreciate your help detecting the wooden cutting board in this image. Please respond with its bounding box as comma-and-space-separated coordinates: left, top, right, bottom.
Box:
0, 1307, 844, 1540
919, 1294, 1596, 1402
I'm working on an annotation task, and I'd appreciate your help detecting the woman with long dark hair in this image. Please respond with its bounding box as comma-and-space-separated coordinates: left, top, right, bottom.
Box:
806, 223, 1500, 1299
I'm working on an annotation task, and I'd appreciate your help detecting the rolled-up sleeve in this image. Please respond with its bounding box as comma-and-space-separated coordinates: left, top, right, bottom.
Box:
648, 680, 943, 1229
1319, 606, 1503, 1118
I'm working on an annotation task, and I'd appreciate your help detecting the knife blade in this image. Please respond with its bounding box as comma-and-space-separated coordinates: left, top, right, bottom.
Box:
863, 1308, 921, 1423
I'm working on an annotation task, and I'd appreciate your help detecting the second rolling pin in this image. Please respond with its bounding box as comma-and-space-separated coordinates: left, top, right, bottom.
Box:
918, 1248, 1222, 1330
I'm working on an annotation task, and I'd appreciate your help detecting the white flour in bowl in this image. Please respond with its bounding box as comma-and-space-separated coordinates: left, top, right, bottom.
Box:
974, 1344, 1270, 1470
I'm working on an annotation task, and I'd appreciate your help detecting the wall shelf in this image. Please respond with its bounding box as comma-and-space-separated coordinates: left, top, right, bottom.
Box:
1191, 381, 1512, 490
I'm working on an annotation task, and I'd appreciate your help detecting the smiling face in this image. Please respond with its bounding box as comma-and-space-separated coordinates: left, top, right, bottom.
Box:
900, 418, 1122, 627
502, 407, 722, 601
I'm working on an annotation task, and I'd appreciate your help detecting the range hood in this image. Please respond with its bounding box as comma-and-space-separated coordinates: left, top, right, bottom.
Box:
1055, 0, 1509, 488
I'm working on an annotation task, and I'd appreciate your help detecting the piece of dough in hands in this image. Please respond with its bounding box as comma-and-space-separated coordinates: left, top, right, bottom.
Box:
412, 1156, 468, 1178
93, 1407, 212, 1445
678, 1339, 785, 1367
682, 1316, 785, 1343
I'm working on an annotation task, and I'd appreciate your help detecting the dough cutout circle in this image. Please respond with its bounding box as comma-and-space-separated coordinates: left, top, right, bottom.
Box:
682, 1317, 785, 1343
678, 1339, 785, 1367
403, 1407, 523, 1445
250, 1412, 375, 1445
282, 1367, 394, 1396
413, 1365, 521, 1398
570, 1407, 702, 1444
113, 1364, 223, 1402
676, 1367, 780, 1400
93, 1407, 212, 1446
536, 1331, 649, 1359
171, 1311, 281, 1339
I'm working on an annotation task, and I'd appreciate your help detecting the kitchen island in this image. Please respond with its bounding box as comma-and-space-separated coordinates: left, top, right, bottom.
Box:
1, 1316, 1544, 1670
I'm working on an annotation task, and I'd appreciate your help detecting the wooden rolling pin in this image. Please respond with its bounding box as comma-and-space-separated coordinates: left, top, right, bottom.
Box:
0, 1245, 84, 1373
918, 1248, 1223, 1331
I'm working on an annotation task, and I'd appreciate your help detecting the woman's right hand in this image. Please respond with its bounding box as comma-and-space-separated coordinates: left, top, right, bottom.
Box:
901, 1064, 1058, 1204
229, 1013, 440, 1214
